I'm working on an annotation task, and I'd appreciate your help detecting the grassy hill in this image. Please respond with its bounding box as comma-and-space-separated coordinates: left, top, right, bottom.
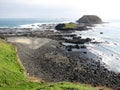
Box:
0, 39, 110, 90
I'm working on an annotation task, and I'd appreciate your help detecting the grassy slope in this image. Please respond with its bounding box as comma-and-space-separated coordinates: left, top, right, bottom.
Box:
0, 39, 110, 90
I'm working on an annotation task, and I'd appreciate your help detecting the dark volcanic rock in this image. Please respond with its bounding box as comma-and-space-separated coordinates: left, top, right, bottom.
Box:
100, 32, 103, 34
11, 36, 120, 90
55, 23, 88, 31
77, 15, 102, 25
55, 15, 102, 31
65, 38, 91, 44
55, 23, 65, 30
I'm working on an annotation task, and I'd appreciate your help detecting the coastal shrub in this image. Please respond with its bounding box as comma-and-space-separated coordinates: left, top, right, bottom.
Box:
55, 23, 76, 30
63, 23, 76, 29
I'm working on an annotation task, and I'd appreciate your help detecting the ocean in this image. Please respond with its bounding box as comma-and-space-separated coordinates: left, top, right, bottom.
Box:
0, 18, 72, 28
74, 20, 120, 72
0, 18, 120, 73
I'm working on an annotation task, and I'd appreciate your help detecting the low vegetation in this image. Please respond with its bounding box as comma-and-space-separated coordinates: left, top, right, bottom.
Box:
0, 39, 111, 90
63, 23, 77, 29
55, 23, 77, 30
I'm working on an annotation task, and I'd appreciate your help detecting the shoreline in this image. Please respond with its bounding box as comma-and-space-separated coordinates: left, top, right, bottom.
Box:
1, 26, 120, 71
7, 34, 120, 89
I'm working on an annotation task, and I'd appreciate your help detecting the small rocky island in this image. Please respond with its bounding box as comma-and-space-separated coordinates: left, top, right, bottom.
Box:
55, 15, 103, 30
0, 15, 120, 90
77, 15, 103, 24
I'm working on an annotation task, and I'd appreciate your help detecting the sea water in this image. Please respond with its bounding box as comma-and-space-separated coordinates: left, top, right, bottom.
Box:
0, 18, 72, 28
74, 20, 120, 72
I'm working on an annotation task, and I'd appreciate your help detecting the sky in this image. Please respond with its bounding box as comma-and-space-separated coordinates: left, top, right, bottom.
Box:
0, 0, 120, 19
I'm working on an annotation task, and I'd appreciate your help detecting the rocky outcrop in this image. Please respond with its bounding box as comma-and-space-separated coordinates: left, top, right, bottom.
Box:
65, 38, 91, 44
55, 23, 66, 30
77, 15, 102, 25
55, 23, 88, 31
55, 15, 102, 31
55, 23, 76, 30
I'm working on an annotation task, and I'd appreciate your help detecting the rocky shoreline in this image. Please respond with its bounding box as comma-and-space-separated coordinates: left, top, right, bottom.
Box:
7, 31, 120, 90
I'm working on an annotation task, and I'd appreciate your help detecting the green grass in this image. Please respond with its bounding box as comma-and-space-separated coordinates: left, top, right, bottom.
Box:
63, 23, 76, 29
37, 82, 94, 90
0, 39, 40, 90
0, 39, 110, 90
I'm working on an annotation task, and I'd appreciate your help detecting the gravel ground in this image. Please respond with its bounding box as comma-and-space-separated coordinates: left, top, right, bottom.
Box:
8, 37, 120, 90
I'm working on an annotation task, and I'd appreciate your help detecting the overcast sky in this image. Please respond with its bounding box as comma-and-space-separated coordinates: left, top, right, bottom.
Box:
0, 0, 120, 19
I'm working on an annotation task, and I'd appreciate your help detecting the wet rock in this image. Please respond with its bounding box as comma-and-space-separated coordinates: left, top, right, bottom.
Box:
75, 44, 79, 49
100, 32, 103, 34
66, 46, 72, 51
65, 38, 91, 44
31, 25, 35, 26
73, 36, 82, 40
80, 45, 86, 49
83, 52, 87, 54
114, 43, 117, 45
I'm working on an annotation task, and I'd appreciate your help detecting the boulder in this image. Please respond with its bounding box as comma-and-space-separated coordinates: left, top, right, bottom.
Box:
77, 15, 102, 25
100, 32, 103, 34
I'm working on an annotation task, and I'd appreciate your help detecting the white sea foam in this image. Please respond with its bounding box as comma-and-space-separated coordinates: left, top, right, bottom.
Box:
63, 22, 120, 73
73, 22, 120, 73
19, 20, 74, 29
19, 23, 57, 31
88, 46, 120, 72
